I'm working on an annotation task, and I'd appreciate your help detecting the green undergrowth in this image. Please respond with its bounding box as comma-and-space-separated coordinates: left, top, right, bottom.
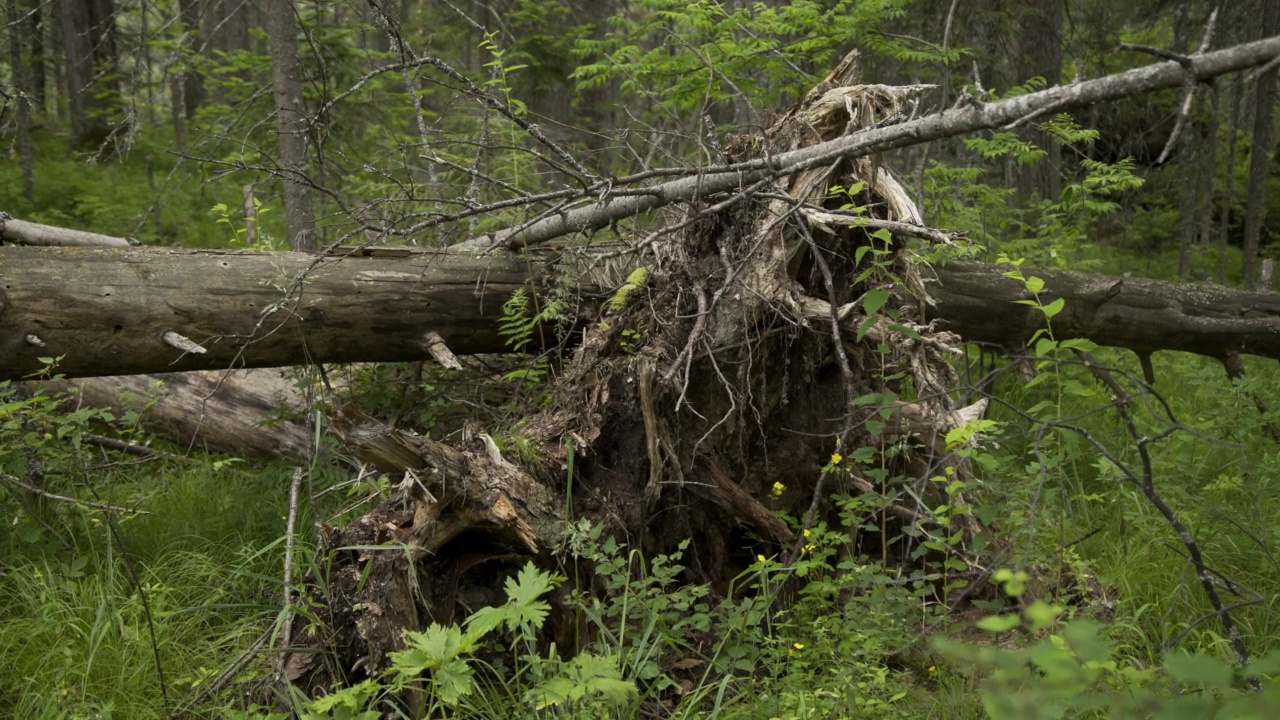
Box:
0, 452, 305, 718
919, 338, 1280, 718
6, 349, 1280, 718
0, 378, 307, 718
237, 523, 930, 719
982, 347, 1280, 656
0, 125, 275, 248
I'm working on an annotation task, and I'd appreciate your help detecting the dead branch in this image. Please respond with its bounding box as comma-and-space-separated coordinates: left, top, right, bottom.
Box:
453, 35, 1280, 251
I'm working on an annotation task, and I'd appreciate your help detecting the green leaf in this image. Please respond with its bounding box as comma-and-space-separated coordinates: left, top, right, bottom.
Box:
1165, 650, 1236, 689
1041, 297, 1065, 320
306, 679, 379, 713
1024, 276, 1045, 294
1024, 601, 1064, 632
976, 614, 1020, 633
863, 288, 890, 316
392, 624, 467, 675
431, 657, 476, 705
856, 314, 879, 341
1062, 620, 1108, 663
1247, 649, 1280, 676
1058, 338, 1098, 352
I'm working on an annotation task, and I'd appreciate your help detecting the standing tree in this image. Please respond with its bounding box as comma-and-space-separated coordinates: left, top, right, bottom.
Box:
57, 0, 121, 149
22, 0, 44, 107
1243, 0, 1280, 288
7, 0, 35, 201
177, 0, 205, 119
265, 0, 316, 251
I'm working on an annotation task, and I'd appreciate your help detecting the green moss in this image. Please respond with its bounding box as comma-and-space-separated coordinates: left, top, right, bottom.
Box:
607, 266, 649, 313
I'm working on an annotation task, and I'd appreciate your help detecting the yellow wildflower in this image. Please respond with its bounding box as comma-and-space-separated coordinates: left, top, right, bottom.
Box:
772, 481, 785, 497
830, 452, 842, 466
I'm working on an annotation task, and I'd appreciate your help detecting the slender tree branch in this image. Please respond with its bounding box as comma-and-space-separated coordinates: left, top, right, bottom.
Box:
452, 36, 1280, 251
1075, 350, 1258, 688
0, 473, 149, 514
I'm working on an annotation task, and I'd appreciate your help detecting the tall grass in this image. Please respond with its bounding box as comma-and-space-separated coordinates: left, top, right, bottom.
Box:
0, 459, 301, 719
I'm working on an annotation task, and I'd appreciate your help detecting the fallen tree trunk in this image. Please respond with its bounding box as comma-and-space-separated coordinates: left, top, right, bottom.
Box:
922, 263, 1280, 363
5, 242, 1280, 381
461, 35, 1280, 251
0, 244, 602, 380
0, 212, 135, 247
54, 369, 314, 461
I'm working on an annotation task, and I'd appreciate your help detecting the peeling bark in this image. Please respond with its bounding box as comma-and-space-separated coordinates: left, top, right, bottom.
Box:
50, 370, 313, 460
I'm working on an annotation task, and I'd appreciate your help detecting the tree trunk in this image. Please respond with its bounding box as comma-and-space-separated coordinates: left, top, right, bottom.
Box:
51, 369, 313, 461
0, 215, 134, 247
1199, 82, 1220, 281
25, 0, 44, 107
1220, 73, 1244, 283
7, 234, 1280, 380
264, 0, 317, 251
177, 0, 204, 119
214, 0, 251, 95
1009, 0, 1064, 201
57, 0, 120, 149
1242, 0, 1280, 289
170, 73, 186, 154
920, 262, 1280, 363
1177, 112, 1199, 279
7, 0, 35, 202
0, 243, 593, 380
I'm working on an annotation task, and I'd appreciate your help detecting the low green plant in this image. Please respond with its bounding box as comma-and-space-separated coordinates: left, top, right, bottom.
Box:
257, 561, 638, 719
497, 288, 573, 391
211, 197, 276, 249
934, 581, 1280, 719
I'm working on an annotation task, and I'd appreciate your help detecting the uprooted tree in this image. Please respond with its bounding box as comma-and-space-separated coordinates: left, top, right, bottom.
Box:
6, 36, 1280, 704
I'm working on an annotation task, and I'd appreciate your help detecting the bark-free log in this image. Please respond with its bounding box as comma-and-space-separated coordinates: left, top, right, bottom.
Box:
0, 213, 134, 247
0, 245, 585, 380
56, 370, 313, 460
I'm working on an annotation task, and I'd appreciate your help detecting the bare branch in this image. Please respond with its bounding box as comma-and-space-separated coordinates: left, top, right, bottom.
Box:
0, 473, 149, 514
456, 35, 1280, 251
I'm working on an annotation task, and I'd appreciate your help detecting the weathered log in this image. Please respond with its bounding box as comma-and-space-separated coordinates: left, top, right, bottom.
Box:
6, 243, 1280, 382
0, 244, 601, 380
923, 263, 1280, 361
0, 213, 135, 247
51, 369, 313, 460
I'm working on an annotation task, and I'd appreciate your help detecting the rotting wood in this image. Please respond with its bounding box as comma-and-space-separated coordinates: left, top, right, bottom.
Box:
420, 331, 462, 370
46, 369, 313, 461
328, 404, 558, 555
